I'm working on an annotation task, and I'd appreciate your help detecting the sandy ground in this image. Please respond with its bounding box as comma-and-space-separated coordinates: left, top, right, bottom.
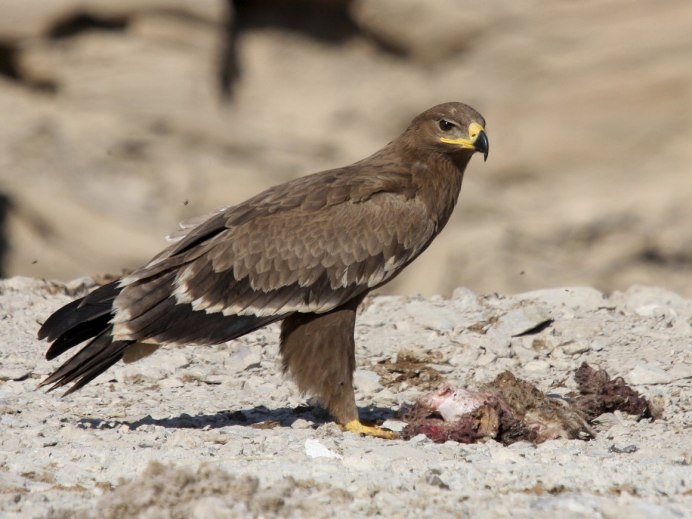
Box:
0, 277, 689, 518
1, 4, 690, 517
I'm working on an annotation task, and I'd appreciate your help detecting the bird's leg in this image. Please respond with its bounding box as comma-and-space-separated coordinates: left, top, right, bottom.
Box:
279, 296, 396, 439
279, 307, 358, 423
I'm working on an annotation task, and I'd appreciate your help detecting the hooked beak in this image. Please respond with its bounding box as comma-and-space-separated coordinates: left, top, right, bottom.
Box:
474, 130, 489, 162
439, 121, 489, 161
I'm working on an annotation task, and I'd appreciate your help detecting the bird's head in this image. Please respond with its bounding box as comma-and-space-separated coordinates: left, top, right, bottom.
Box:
407, 102, 489, 162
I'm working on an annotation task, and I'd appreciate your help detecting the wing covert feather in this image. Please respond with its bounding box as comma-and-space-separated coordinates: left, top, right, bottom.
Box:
173, 192, 434, 316
114, 167, 435, 337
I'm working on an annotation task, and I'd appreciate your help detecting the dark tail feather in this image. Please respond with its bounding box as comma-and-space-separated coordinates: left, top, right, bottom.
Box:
39, 327, 132, 395
45, 313, 113, 361
38, 281, 121, 343
39, 280, 128, 394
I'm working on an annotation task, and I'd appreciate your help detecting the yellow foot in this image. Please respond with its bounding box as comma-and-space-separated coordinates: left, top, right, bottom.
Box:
343, 420, 398, 439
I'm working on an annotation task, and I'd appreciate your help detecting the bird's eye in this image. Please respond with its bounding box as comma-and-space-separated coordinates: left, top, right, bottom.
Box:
438, 119, 455, 132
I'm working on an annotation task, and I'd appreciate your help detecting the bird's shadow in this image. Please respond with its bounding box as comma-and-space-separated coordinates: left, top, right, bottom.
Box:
77, 404, 397, 432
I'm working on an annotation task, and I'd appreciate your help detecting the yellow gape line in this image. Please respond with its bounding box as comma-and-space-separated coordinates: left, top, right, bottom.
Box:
439, 122, 486, 149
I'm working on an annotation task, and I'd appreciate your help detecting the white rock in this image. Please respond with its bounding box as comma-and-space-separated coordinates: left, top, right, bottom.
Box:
290, 419, 313, 430
487, 336, 512, 358
304, 439, 342, 460
218, 441, 243, 457
560, 341, 591, 355
600, 500, 683, 519
612, 285, 692, 321
448, 348, 480, 368
408, 433, 432, 444
118, 364, 167, 383
489, 305, 552, 339
393, 320, 413, 332
635, 304, 678, 324
380, 419, 407, 433
476, 352, 497, 366
159, 377, 185, 389
590, 337, 607, 351
164, 350, 191, 370
515, 287, 606, 313
627, 364, 673, 385
0, 276, 54, 293
226, 346, 261, 372
0, 368, 31, 381
451, 286, 480, 307
667, 363, 692, 381
510, 342, 538, 364
405, 300, 455, 331
354, 369, 382, 394
167, 430, 204, 449
523, 360, 551, 373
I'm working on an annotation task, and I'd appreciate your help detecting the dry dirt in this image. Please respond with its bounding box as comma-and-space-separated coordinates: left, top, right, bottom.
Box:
0, 277, 690, 518
1, 3, 691, 516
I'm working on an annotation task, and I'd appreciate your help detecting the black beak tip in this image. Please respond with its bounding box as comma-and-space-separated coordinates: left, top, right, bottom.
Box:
475, 130, 489, 162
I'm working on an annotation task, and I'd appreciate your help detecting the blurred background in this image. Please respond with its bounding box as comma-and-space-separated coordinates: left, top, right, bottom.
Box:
0, 0, 690, 297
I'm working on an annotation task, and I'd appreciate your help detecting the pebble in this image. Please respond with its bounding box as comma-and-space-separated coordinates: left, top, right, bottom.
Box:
451, 287, 480, 307
380, 419, 407, 433
423, 470, 450, 490
394, 320, 413, 332
227, 346, 262, 372
515, 287, 606, 313
608, 444, 638, 454
407, 434, 432, 445
487, 336, 512, 358
354, 369, 382, 394
666, 363, 692, 381
627, 364, 673, 385
304, 439, 342, 459
476, 352, 497, 366
160, 351, 190, 371
159, 377, 185, 389
290, 419, 313, 430
591, 413, 623, 428
167, 430, 204, 448
510, 340, 538, 363
590, 337, 607, 351
523, 359, 551, 373
218, 441, 243, 457
560, 341, 591, 355
0, 368, 31, 381
489, 305, 552, 339
405, 300, 455, 332
635, 304, 676, 319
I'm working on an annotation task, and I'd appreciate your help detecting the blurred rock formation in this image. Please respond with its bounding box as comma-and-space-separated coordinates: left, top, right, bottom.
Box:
0, 0, 690, 296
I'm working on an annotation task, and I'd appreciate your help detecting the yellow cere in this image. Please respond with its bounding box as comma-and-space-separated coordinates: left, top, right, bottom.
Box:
439, 122, 486, 149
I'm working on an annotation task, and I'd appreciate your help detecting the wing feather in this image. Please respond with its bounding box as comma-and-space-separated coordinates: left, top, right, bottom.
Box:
113, 167, 435, 342
172, 193, 434, 317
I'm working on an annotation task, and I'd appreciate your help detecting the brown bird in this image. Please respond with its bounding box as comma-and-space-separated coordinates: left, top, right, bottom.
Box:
38, 102, 488, 438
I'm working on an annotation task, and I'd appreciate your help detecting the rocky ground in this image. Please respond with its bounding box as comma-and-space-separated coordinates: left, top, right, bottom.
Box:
1, 0, 692, 298
1, 6, 691, 515
0, 277, 690, 518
